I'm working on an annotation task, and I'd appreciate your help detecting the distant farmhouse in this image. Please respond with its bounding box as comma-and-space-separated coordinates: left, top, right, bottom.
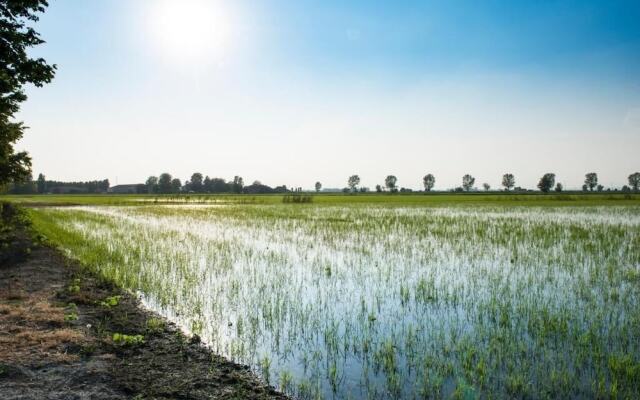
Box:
108, 184, 145, 194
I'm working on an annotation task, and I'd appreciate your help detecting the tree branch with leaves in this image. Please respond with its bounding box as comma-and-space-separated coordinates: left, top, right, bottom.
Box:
1, 0, 55, 185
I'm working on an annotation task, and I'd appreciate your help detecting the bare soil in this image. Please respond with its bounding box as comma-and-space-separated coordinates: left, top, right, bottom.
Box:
0, 205, 286, 400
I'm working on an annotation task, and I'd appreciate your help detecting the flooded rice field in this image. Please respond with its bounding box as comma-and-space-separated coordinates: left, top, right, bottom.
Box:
31, 204, 640, 399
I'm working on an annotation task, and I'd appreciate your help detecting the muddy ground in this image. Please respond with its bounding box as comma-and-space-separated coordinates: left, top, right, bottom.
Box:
0, 204, 286, 399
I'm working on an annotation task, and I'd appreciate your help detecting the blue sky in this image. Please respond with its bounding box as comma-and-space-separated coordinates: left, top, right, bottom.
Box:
18, 0, 640, 189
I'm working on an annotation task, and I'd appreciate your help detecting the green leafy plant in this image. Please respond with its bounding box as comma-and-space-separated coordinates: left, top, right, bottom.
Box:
64, 303, 78, 321
99, 295, 121, 308
67, 278, 81, 294
112, 333, 145, 346
146, 317, 164, 333
260, 356, 271, 384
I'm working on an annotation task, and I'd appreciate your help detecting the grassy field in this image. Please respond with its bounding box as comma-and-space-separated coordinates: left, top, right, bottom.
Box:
20, 194, 640, 399
3, 191, 640, 207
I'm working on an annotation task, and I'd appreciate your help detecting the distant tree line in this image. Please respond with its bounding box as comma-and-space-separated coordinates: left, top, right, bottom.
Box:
5, 173, 109, 194
143, 172, 291, 195
344, 172, 640, 193
4, 171, 640, 195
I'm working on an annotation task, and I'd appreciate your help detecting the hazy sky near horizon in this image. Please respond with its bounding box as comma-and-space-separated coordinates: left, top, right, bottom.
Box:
17, 0, 640, 190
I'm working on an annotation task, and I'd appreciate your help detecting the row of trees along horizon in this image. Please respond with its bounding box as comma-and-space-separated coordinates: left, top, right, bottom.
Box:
0, 5, 638, 199
5, 172, 640, 195
347, 172, 640, 193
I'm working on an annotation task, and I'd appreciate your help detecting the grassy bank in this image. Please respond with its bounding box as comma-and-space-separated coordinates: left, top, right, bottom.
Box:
0, 204, 286, 399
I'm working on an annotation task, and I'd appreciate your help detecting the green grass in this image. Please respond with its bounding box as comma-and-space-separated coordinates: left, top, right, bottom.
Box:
24, 201, 640, 398
3, 191, 639, 207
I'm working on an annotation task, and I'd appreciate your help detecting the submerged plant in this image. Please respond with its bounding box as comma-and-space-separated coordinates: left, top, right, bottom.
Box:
29, 203, 640, 399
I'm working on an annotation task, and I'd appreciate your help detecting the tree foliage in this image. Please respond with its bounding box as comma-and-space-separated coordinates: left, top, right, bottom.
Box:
36, 172, 45, 193
423, 174, 435, 191
315, 181, 321, 192
170, 178, 181, 193
537, 173, 556, 193
208, 177, 228, 193
502, 173, 515, 191
347, 175, 360, 192
462, 174, 475, 191
190, 172, 204, 192
145, 176, 159, 194
385, 175, 397, 192
584, 172, 598, 191
7, 176, 108, 194
629, 172, 640, 191
232, 175, 244, 193
158, 173, 173, 194
0, 0, 56, 185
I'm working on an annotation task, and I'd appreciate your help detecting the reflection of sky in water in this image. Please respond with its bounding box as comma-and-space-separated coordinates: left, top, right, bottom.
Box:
49, 205, 640, 399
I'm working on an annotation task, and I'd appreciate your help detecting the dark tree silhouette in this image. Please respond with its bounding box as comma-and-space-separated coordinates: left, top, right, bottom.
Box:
99, 179, 110, 192
629, 172, 640, 191
210, 178, 228, 192
462, 174, 475, 191
145, 176, 158, 194
502, 173, 515, 191
584, 172, 598, 191
423, 174, 435, 191
555, 182, 563, 192
190, 173, 204, 192
232, 176, 244, 193
8, 177, 107, 194
158, 173, 173, 194
315, 181, 322, 192
537, 173, 556, 193
36, 173, 46, 193
171, 178, 182, 194
347, 175, 360, 192
385, 175, 398, 192
8, 172, 34, 193
0, 1, 56, 185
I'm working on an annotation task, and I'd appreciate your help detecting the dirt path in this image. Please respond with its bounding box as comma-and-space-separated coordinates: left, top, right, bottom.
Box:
0, 206, 286, 399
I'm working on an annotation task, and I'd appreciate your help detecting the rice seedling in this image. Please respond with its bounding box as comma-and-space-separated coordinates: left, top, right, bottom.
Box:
27, 203, 640, 398
145, 317, 164, 333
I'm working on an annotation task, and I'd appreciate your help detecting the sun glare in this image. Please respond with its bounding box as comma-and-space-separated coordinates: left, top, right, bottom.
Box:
148, 0, 232, 65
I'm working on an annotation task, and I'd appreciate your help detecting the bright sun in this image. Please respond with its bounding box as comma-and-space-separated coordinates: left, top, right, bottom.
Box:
148, 0, 232, 65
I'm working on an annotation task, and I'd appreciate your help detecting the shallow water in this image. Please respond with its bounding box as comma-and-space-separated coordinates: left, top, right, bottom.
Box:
39, 204, 640, 399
